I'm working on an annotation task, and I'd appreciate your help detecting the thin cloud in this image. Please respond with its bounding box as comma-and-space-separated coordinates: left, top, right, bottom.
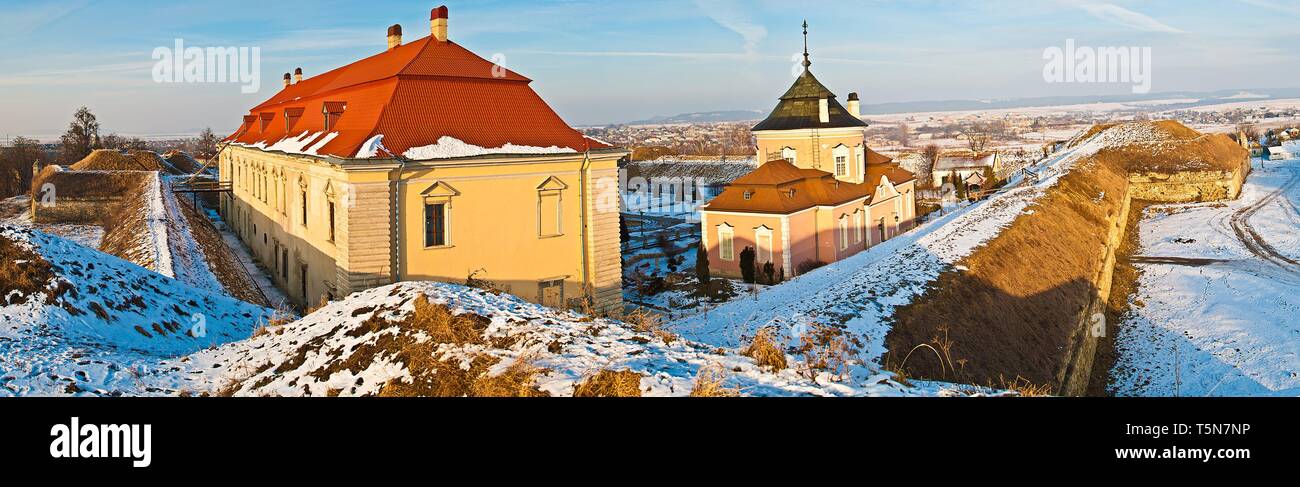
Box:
1235, 0, 1300, 16
1076, 3, 1186, 33
695, 0, 768, 55
0, 0, 95, 39
514, 49, 935, 67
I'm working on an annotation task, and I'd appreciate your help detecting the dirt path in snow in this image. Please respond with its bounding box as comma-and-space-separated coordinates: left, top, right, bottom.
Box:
1230, 167, 1300, 270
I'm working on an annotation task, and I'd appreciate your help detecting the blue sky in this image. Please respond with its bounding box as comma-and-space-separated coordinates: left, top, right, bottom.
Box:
1, 0, 1298, 138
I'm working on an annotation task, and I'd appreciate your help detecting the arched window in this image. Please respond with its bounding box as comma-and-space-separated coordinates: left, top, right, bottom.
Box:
853, 209, 864, 244
717, 223, 735, 261
755, 225, 773, 265
838, 215, 850, 251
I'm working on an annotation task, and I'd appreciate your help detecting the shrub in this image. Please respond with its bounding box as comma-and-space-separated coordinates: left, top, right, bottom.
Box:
689, 365, 739, 397
739, 246, 756, 283
742, 328, 787, 372
762, 261, 776, 285
694, 240, 710, 290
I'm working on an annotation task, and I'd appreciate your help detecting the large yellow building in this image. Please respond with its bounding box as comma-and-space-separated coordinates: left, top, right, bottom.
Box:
219, 6, 626, 314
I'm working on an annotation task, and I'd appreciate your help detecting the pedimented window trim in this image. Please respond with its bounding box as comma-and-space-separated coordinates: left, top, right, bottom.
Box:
420, 180, 462, 199
323, 180, 340, 202
536, 176, 568, 192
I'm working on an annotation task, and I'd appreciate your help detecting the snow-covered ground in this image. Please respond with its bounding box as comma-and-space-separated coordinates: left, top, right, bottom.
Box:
0, 226, 982, 397
159, 176, 223, 293
0, 226, 272, 396
174, 282, 980, 397
1111, 152, 1300, 397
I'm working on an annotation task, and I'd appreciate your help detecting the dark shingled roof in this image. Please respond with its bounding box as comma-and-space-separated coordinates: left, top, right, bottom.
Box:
751, 69, 868, 132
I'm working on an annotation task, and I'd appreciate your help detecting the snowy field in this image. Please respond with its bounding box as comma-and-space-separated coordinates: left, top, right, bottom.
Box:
1112, 152, 1300, 397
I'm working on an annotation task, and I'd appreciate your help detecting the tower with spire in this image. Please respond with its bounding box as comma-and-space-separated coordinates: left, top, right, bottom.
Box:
751, 20, 872, 183
697, 20, 919, 279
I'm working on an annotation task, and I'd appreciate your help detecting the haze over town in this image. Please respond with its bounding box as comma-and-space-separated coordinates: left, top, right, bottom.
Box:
3, 0, 1300, 139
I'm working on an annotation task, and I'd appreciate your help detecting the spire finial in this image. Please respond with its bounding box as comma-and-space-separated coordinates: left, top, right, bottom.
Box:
802, 20, 811, 69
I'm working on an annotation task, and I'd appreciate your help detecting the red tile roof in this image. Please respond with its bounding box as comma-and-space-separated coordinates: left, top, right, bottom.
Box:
227, 35, 609, 159
705, 158, 915, 214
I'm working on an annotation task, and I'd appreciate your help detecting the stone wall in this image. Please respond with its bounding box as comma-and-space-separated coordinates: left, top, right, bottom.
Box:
1127, 157, 1251, 203
1055, 157, 1250, 395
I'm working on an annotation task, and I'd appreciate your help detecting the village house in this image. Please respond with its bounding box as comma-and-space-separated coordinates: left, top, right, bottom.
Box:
699, 23, 917, 280
932, 152, 1002, 191
1267, 145, 1293, 161
219, 6, 627, 314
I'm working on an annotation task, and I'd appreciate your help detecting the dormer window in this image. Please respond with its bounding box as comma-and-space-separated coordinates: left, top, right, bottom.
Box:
788, 189, 796, 198
284, 107, 305, 132
258, 112, 274, 132
743, 191, 753, 200
322, 101, 347, 131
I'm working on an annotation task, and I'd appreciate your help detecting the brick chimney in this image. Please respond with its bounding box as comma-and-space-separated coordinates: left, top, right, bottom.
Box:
431, 6, 449, 42
283, 73, 291, 88
847, 92, 861, 119
294, 67, 304, 83
387, 24, 403, 50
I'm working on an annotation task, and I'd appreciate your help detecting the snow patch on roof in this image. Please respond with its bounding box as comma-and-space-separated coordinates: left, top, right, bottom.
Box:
402, 136, 577, 160
355, 134, 388, 158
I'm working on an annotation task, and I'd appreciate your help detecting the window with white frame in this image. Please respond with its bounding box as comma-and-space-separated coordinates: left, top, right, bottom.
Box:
537, 176, 567, 238
781, 147, 797, 165
718, 224, 735, 261
838, 215, 850, 250
755, 225, 773, 265
854, 210, 864, 243
856, 145, 866, 176
833, 145, 849, 177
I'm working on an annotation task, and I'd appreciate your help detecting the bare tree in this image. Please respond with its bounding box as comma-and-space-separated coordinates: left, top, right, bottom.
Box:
194, 127, 219, 159
101, 133, 147, 151
1236, 123, 1259, 143
60, 106, 101, 164
0, 136, 51, 198
919, 144, 941, 188
964, 123, 992, 154
897, 123, 911, 148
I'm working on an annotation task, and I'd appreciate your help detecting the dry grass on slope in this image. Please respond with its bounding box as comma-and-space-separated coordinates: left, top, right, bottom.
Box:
886, 121, 1246, 391
31, 167, 149, 200
1118, 132, 1246, 174
572, 370, 643, 397
97, 175, 158, 267
70, 149, 179, 174
0, 231, 57, 305
887, 148, 1131, 388
238, 295, 553, 397
170, 198, 268, 306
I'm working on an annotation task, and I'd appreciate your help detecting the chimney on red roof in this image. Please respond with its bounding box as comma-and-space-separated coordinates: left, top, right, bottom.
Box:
387, 24, 403, 50
294, 67, 303, 83
431, 6, 449, 42
282, 72, 291, 89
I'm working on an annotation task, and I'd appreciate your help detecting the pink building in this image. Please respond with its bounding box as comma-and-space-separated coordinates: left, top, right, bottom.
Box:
699, 23, 917, 280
